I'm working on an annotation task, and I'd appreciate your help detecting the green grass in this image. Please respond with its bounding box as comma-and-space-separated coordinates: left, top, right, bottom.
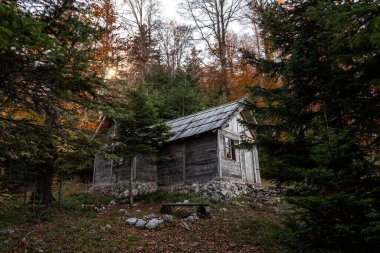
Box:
62, 192, 112, 209
0, 204, 28, 227
232, 216, 290, 252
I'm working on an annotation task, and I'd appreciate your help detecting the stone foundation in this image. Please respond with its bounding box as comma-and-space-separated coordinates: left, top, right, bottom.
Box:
90, 180, 278, 202
90, 181, 158, 198
164, 180, 278, 201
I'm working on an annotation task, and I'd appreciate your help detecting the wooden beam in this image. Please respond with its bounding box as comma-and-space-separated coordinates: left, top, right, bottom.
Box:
182, 140, 186, 183
92, 157, 96, 184
110, 159, 113, 183
217, 129, 222, 179
237, 120, 244, 181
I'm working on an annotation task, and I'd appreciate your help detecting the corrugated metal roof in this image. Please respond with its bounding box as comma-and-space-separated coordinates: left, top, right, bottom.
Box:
166, 99, 243, 141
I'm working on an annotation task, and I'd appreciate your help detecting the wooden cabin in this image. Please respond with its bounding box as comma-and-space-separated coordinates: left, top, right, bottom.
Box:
92, 100, 261, 192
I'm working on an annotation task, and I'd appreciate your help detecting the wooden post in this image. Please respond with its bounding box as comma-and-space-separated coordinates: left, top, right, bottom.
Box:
58, 165, 63, 208
129, 156, 136, 206
182, 140, 186, 183
110, 160, 113, 184
92, 157, 96, 185
32, 176, 37, 214
217, 130, 223, 179
237, 121, 244, 181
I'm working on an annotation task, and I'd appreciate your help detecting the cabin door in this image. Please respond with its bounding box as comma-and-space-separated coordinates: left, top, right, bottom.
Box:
245, 150, 254, 182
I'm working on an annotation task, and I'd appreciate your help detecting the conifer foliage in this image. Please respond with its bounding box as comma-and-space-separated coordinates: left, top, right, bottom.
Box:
0, 1, 105, 204
242, 0, 380, 251
105, 87, 172, 205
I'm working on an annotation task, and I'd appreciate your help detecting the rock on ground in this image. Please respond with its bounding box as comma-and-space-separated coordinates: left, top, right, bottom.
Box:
126, 218, 138, 225
180, 221, 191, 231
145, 219, 160, 230
135, 219, 147, 228
118, 209, 128, 216
162, 214, 174, 222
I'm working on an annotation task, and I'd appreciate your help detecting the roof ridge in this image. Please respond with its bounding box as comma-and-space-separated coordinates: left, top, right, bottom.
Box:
166, 98, 246, 142
166, 98, 244, 124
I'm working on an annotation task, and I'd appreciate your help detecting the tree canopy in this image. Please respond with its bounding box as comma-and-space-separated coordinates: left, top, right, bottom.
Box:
0, 1, 105, 204
242, 0, 380, 251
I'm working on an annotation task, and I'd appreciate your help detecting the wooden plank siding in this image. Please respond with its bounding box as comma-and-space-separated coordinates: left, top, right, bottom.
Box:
218, 129, 242, 180
185, 134, 218, 184
93, 101, 261, 188
94, 155, 156, 185
157, 133, 218, 186
94, 157, 112, 185
157, 142, 184, 186
111, 160, 130, 182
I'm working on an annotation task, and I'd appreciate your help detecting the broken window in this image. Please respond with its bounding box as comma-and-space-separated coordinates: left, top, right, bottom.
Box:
224, 137, 237, 161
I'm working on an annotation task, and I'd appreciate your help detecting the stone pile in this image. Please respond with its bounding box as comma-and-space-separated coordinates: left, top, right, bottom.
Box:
167, 180, 279, 201
91, 180, 278, 202
90, 181, 157, 197
126, 214, 173, 230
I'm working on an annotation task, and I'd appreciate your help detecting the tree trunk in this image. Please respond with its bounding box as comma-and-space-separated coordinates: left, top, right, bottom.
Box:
30, 163, 55, 206
129, 156, 137, 206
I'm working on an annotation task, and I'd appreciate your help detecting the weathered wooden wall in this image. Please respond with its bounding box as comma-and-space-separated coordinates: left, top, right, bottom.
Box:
157, 133, 218, 186
157, 142, 184, 186
136, 156, 157, 182
219, 113, 260, 183
94, 157, 112, 185
94, 111, 260, 187
111, 160, 130, 183
94, 155, 156, 185
218, 129, 242, 180
185, 134, 218, 184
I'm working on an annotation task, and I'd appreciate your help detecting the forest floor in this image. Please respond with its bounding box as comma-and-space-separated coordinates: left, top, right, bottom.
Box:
0, 190, 292, 253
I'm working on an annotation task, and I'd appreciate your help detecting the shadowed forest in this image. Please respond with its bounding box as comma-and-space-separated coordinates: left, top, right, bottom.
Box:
0, 0, 379, 252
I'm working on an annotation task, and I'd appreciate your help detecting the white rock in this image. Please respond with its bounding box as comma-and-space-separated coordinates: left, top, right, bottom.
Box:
145, 219, 160, 229
106, 224, 111, 229
220, 207, 228, 212
135, 219, 147, 228
181, 221, 191, 231
183, 199, 189, 204
126, 218, 138, 225
157, 219, 164, 224
163, 214, 174, 222
183, 216, 195, 223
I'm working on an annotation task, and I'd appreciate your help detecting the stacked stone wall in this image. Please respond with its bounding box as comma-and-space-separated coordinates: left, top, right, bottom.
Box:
164, 180, 278, 201
90, 181, 158, 197
91, 180, 278, 202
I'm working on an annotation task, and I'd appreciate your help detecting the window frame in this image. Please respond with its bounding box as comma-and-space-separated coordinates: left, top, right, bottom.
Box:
224, 136, 237, 161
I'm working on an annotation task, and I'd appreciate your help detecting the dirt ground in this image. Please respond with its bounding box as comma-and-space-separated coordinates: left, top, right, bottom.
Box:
0, 194, 288, 253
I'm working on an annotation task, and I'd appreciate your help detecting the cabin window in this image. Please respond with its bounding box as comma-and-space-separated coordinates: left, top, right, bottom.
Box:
224, 137, 237, 161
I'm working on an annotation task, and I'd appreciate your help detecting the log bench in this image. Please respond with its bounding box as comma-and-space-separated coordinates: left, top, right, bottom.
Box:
160, 203, 211, 217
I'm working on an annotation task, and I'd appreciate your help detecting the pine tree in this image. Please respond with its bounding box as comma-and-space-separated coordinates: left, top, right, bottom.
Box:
0, 1, 105, 204
242, 0, 380, 251
106, 87, 172, 205
143, 66, 204, 120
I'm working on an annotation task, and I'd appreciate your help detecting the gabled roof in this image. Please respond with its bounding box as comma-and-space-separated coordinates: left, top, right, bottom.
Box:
167, 99, 244, 141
